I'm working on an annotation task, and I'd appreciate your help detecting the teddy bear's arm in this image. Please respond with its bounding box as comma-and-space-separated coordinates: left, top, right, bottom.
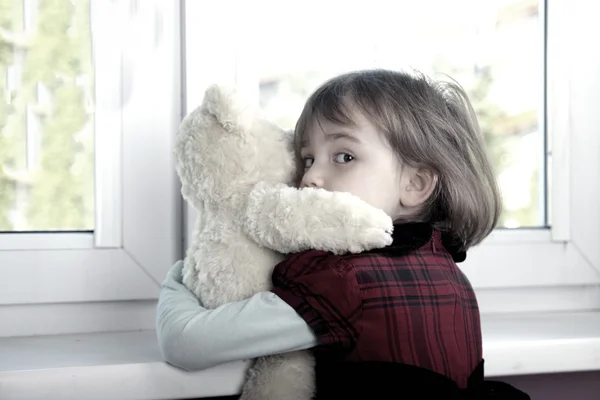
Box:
243, 182, 393, 255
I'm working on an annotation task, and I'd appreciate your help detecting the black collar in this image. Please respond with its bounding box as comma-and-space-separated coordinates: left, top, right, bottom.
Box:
367, 222, 466, 263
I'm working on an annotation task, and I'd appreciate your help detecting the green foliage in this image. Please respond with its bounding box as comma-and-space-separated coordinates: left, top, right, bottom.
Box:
467, 68, 541, 228
0, 0, 94, 231
468, 67, 510, 174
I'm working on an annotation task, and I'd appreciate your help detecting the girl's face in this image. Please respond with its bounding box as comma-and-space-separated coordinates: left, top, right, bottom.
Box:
300, 107, 410, 220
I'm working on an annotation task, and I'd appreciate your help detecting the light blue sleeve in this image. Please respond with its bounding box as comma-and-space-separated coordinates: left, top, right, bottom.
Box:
156, 261, 318, 371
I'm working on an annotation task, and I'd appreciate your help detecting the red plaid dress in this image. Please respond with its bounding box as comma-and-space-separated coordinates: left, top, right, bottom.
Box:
271, 222, 482, 389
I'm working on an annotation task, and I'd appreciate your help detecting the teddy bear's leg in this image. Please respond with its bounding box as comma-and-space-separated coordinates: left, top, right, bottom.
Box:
239, 351, 315, 400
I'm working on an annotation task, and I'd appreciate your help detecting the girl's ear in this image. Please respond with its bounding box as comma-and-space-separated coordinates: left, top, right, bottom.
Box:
400, 167, 438, 208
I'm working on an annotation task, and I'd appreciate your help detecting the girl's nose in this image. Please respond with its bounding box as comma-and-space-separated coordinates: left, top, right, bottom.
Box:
301, 168, 324, 188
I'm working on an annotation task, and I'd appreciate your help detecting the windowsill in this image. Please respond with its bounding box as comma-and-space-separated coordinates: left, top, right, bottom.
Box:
1, 311, 599, 400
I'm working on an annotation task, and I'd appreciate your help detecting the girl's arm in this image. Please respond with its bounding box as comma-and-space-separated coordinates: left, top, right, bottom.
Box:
156, 261, 317, 371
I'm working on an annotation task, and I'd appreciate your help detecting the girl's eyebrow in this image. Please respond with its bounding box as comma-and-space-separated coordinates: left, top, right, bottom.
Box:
325, 132, 362, 144
300, 132, 362, 149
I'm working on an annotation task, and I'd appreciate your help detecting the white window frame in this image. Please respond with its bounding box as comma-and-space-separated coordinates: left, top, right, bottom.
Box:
0, 1, 182, 310
182, 0, 600, 315
465, 0, 600, 313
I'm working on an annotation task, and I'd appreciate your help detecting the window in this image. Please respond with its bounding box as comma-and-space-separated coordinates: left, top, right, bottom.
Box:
0, 0, 182, 334
254, 0, 545, 229
184, 0, 600, 314
1, 0, 94, 232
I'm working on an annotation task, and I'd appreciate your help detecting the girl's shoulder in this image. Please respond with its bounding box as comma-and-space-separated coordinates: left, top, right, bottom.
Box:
274, 250, 349, 279
273, 221, 467, 281
274, 247, 405, 278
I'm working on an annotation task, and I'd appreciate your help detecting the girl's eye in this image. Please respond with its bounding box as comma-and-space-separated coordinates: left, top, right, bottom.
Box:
334, 153, 355, 164
303, 157, 314, 168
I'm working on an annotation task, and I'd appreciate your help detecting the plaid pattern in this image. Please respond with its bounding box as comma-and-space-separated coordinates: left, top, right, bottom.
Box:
271, 223, 482, 388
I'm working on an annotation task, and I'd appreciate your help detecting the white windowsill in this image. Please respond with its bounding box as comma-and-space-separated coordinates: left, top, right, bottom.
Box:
1, 311, 599, 400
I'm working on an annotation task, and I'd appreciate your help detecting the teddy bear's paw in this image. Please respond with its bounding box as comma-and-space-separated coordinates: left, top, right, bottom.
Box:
326, 192, 394, 253
344, 226, 394, 254
350, 213, 394, 252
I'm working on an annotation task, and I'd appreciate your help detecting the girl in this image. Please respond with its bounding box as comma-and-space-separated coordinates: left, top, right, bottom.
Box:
157, 69, 529, 399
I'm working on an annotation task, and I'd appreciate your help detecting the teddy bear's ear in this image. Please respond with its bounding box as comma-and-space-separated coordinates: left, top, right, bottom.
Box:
202, 84, 255, 134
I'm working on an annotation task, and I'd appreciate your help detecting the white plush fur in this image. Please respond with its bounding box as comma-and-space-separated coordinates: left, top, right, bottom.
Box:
174, 84, 393, 400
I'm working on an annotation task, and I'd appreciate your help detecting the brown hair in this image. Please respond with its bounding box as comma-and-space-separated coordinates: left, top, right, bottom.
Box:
294, 69, 502, 250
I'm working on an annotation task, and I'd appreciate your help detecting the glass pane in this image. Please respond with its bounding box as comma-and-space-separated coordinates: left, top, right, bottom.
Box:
254, 0, 545, 228
0, 0, 94, 232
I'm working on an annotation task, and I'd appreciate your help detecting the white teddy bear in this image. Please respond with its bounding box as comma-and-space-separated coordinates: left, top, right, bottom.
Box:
174, 84, 393, 400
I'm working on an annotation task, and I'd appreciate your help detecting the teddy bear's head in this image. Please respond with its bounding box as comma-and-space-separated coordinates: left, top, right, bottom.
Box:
175, 85, 297, 211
